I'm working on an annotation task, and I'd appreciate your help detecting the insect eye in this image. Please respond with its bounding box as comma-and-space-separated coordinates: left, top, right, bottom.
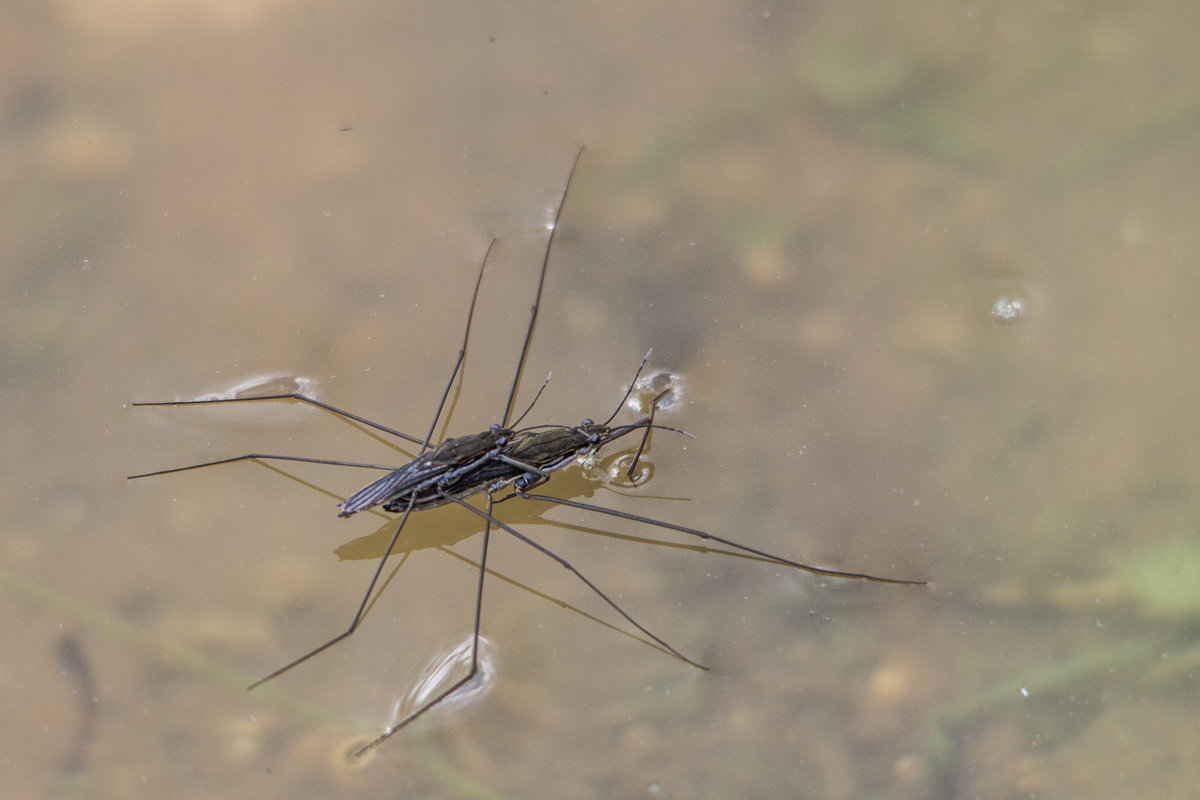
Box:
489, 423, 500, 433
581, 418, 594, 426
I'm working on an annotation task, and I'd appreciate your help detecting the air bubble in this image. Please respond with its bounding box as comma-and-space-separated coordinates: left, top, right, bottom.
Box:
991, 295, 1025, 325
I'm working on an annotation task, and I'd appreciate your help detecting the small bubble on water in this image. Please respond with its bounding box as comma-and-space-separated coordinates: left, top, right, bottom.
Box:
991, 295, 1025, 325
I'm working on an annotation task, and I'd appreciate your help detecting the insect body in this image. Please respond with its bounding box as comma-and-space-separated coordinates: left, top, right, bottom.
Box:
337, 363, 672, 516
444, 418, 657, 503
337, 424, 514, 516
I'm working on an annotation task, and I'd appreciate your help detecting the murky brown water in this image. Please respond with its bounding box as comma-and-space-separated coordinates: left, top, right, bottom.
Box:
5, 2, 1200, 798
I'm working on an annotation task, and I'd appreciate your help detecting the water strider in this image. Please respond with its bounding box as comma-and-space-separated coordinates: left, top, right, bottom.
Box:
128, 146, 926, 759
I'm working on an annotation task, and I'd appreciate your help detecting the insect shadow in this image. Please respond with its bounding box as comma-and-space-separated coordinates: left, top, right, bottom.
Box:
256, 454, 765, 669
128, 146, 926, 759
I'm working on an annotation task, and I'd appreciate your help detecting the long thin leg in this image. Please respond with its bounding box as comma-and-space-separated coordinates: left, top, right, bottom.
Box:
624, 387, 671, 483
517, 491, 927, 585
131, 239, 499, 456
127, 453, 395, 480
255, 166, 576, 694
132, 395, 427, 445
419, 238, 496, 451
348, 154, 600, 749
352, 498, 496, 759
449, 495, 707, 670
247, 493, 422, 690
501, 146, 586, 427
601, 350, 652, 427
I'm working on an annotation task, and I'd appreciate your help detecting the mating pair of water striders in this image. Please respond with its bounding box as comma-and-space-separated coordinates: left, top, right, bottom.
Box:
129, 146, 926, 759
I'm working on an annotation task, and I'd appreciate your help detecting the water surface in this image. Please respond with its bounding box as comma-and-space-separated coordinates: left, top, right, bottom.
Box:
4, 2, 1200, 798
